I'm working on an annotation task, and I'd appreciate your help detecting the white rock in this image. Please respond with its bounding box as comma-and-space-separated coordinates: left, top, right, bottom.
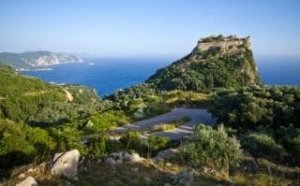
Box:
104, 151, 144, 165
18, 173, 26, 179
27, 168, 34, 173
51, 149, 80, 178
166, 162, 172, 167
130, 152, 143, 162
16, 176, 37, 186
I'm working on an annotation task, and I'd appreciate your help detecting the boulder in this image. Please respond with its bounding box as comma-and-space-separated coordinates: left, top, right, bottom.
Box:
51, 149, 80, 178
17, 173, 26, 179
129, 152, 143, 162
105, 157, 117, 166
155, 148, 180, 161
172, 171, 194, 186
16, 176, 37, 186
104, 151, 144, 166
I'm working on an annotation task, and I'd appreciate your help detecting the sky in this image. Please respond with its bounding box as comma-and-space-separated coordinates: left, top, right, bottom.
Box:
0, 0, 300, 58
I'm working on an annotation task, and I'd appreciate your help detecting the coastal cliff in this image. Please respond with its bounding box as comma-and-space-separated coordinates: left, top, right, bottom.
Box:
147, 35, 260, 91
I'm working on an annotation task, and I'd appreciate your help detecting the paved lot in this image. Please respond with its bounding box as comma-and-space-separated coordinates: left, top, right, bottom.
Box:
109, 108, 216, 140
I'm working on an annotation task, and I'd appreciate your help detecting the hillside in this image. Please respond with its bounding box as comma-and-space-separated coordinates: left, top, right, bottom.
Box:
0, 65, 100, 126
147, 35, 260, 91
0, 51, 81, 71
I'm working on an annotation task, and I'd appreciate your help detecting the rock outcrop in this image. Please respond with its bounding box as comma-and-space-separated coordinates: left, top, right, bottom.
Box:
154, 148, 180, 161
197, 35, 250, 55
16, 176, 37, 186
50, 149, 80, 178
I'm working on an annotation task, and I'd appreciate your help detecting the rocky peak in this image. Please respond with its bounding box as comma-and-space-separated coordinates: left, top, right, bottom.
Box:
196, 35, 251, 56
147, 34, 260, 91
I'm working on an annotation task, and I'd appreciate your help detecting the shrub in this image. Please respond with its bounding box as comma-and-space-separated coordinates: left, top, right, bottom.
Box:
48, 124, 86, 154
120, 131, 142, 150
0, 119, 55, 172
147, 135, 170, 152
86, 110, 130, 133
276, 126, 300, 165
241, 132, 286, 160
86, 134, 107, 159
183, 124, 242, 173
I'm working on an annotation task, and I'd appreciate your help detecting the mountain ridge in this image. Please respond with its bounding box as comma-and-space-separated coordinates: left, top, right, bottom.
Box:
0, 51, 82, 71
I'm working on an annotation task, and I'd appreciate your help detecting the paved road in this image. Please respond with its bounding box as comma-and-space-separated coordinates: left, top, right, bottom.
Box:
109, 108, 216, 140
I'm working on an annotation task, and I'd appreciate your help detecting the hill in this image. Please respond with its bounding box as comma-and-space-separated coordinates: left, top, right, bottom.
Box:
0, 51, 81, 71
0, 65, 100, 126
147, 35, 260, 91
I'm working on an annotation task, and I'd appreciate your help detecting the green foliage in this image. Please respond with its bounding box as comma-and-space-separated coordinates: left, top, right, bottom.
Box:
86, 110, 130, 133
184, 124, 242, 172
63, 85, 101, 104
86, 134, 107, 159
106, 84, 170, 120
0, 65, 103, 127
120, 131, 142, 150
210, 86, 300, 130
161, 90, 211, 107
48, 124, 86, 154
120, 132, 170, 156
276, 125, 300, 164
210, 85, 300, 165
241, 132, 286, 160
147, 135, 170, 152
0, 119, 55, 171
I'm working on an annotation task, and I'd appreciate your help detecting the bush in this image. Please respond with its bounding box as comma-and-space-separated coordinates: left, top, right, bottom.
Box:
276, 126, 300, 165
147, 135, 170, 152
48, 124, 86, 154
0, 119, 55, 172
183, 124, 242, 173
86, 134, 107, 159
86, 110, 130, 133
120, 131, 142, 150
241, 132, 286, 160
120, 132, 170, 156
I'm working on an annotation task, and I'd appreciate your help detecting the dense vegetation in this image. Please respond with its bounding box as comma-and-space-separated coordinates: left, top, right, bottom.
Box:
0, 65, 109, 176
210, 85, 300, 165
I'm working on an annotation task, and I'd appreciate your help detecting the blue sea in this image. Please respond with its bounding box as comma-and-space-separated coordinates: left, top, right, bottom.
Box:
22, 56, 300, 97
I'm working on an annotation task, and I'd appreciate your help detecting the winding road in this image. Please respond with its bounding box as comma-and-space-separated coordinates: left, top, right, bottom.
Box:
109, 108, 216, 140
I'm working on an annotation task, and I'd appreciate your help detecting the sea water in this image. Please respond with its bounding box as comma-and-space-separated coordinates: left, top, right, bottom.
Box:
22, 56, 300, 97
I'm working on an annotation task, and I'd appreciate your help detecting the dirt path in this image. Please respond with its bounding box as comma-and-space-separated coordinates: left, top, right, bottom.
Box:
63, 89, 73, 102
109, 108, 216, 140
